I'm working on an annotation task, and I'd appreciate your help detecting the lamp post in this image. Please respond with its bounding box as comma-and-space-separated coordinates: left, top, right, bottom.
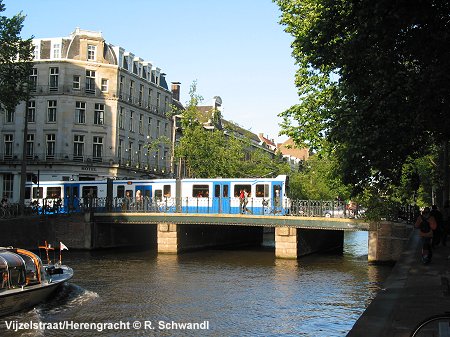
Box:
19, 90, 29, 215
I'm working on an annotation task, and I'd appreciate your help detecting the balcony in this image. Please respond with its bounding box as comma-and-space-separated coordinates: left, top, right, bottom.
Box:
29, 85, 168, 117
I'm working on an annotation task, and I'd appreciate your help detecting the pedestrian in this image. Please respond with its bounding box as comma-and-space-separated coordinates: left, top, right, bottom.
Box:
239, 190, 244, 213
135, 190, 143, 210
1, 195, 8, 207
243, 189, 250, 214
414, 207, 437, 264
430, 205, 443, 247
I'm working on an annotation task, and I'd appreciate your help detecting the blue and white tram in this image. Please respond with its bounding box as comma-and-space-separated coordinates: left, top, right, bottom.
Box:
24, 175, 290, 215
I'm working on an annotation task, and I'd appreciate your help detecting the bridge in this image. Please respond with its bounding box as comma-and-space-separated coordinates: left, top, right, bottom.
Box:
90, 210, 409, 262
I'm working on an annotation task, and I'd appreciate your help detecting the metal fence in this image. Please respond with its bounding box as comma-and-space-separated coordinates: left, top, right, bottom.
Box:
23, 197, 419, 222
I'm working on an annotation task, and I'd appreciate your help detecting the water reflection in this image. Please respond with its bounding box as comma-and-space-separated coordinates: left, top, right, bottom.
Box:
0, 231, 391, 337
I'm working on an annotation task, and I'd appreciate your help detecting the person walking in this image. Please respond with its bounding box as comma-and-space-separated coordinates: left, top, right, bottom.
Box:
414, 207, 438, 264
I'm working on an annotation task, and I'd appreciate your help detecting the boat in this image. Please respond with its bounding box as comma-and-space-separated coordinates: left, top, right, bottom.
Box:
0, 243, 73, 317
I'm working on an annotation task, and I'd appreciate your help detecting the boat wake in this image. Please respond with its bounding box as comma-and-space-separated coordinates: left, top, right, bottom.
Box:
38, 283, 99, 315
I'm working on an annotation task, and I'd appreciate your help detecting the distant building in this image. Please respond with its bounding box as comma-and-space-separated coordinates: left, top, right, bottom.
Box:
277, 138, 310, 170
0, 28, 178, 201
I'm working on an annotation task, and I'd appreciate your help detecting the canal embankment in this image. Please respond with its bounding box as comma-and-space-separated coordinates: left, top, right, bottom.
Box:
347, 226, 450, 336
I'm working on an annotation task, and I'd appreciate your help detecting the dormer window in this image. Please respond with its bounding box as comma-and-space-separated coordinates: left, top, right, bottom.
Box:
52, 43, 60, 59
87, 44, 96, 61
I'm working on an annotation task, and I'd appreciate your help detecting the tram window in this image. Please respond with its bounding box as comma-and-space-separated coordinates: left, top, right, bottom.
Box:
155, 190, 162, 201
214, 185, 220, 198
192, 185, 209, 197
32, 187, 43, 198
73, 187, 79, 198
117, 185, 125, 198
82, 186, 98, 198
255, 184, 269, 198
25, 187, 31, 199
234, 184, 251, 197
223, 185, 228, 197
163, 185, 171, 197
46, 187, 61, 198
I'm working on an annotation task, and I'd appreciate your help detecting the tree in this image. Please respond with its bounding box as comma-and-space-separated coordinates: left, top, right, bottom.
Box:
174, 81, 290, 178
275, 0, 450, 197
0, 0, 34, 111
289, 152, 351, 200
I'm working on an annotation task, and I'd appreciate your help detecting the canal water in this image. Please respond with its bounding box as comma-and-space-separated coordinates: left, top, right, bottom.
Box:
1, 231, 391, 337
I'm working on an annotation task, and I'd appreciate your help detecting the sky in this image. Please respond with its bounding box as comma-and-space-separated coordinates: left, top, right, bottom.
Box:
4, 0, 299, 142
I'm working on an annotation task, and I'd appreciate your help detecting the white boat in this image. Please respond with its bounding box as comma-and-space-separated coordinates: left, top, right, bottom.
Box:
0, 245, 73, 317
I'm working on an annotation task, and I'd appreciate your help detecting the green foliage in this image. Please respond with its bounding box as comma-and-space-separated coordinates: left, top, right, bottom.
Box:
275, 0, 450, 197
288, 152, 351, 200
0, 0, 34, 111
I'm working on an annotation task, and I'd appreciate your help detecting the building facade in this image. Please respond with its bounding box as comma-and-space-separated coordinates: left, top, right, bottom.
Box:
0, 28, 179, 202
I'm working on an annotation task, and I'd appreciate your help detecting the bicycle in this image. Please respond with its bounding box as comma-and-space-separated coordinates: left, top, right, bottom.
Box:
410, 312, 450, 336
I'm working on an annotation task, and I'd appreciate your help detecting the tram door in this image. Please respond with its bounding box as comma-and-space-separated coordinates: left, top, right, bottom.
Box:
212, 182, 230, 214
135, 184, 152, 211
64, 184, 80, 212
271, 183, 282, 213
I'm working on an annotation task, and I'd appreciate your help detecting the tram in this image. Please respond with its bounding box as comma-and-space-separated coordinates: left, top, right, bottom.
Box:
24, 175, 290, 215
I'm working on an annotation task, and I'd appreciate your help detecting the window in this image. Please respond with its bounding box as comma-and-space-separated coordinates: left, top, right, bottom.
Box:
73, 75, 81, 90
93, 136, 103, 162
75, 101, 86, 124
26, 134, 34, 159
49, 67, 59, 91
164, 122, 168, 136
234, 184, 251, 197
52, 43, 60, 59
147, 117, 152, 135
47, 187, 61, 198
137, 144, 142, 165
47, 100, 57, 122
4, 134, 13, 159
147, 88, 152, 108
73, 135, 84, 161
29, 68, 37, 91
255, 184, 269, 198
5, 109, 14, 123
192, 185, 209, 198
87, 44, 96, 61
156, 120, 160, 136
129, 111, 134, 132
101, 79, 108, 92
129, 80, 134, 102
139, 114, 143, 134
119, 107, 124, 129
163, 185, 171, 197
27, 101, 36, 123
118, 139, 123, 162
156, 92, 161, 111
127, 141, 133, 162
3, 173, 13, 200
46, 134, 56, 159
85, 70, 96, 94
117, 185, 125, 198
139, 84, 143, 106
32, 187, 43, 198
94, 103, 104, 125
119, 76, 124, 98
33, 44, 39, 60
164, 96, 168, 112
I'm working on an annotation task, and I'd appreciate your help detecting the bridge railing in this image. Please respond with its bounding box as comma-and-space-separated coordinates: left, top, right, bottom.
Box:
26, 197, 419, 222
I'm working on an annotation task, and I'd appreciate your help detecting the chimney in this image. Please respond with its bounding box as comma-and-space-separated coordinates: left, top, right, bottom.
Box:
171, 82, 181, 101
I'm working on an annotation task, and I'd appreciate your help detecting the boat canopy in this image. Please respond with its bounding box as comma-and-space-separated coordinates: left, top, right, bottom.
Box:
0, 251, 25, 269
